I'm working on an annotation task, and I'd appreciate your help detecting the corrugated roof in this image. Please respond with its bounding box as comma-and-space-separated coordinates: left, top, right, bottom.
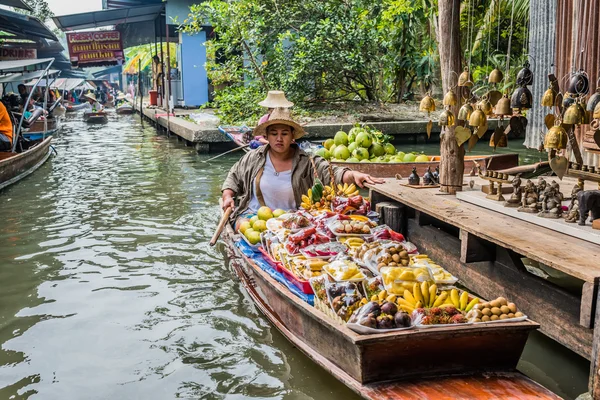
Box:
0, 58, 54, 73
0, 8, 58, 41
52, 4, 164, 31
0, 0, 33, 11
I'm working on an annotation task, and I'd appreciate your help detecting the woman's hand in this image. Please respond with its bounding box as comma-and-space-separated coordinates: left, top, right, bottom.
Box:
345, 171, 385, 188
222, 189, 235, 211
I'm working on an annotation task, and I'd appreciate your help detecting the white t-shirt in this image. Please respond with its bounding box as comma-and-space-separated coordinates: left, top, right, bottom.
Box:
247, 153, 296, 213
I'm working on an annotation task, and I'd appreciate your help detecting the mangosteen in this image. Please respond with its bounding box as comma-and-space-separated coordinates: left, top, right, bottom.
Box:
327, 283, 344, 298
380, 302, 398, 316
394, 311, 412, 327
376, 314, 395, 329
359, 316, 377, 328
361, 301, 381, 317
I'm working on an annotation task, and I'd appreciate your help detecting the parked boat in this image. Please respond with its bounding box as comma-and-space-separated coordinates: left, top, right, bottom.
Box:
221, 221, 558, 399
22, 118, 60, 141
116, 103, 134, 115
83, 111, 108, 124
0, 136, 53, 191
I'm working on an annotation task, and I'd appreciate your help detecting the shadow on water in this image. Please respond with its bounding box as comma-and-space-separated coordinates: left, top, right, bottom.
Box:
0, 112, 588, 399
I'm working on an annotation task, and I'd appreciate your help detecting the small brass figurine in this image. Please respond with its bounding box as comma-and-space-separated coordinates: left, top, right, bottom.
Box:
518, 180, 540, 213
538, 180, 564, 218
565, 178, 585, 223
504, 174, 522, 207
423, 167, 435, 185
408, 167, 420, 185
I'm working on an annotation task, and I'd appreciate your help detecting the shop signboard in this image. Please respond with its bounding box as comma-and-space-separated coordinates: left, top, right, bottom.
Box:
67, 30, 124, 67
0, 47, 37, 60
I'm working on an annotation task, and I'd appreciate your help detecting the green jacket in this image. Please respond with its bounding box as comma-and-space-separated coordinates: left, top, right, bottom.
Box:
222, 144, 349, 222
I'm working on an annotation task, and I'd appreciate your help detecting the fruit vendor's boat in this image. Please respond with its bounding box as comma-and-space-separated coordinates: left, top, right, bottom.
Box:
0, 136, 53, 191
331, 153, 519, 178
83, 111, 108, 124
221, 221, 559, 399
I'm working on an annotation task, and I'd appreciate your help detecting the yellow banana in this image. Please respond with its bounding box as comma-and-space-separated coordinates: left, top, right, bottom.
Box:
308, 188, 312, 198
437, 303, 456, 308
386, 294, 397, 303
337, 184, 344, 192
301, 195, 312, 204
346, 190, 360, 197
403, 290, 416, 306
399, 305, 415, 313
450, 289, 460, 307
421, 282, 429, 307
371, 295, 378, 302
412, 254, 430, 259
459, 291, 469, 310
432, 291, 448, 307
360, 298, 367, 306
415, 300, 423, 309
343, 182, 348, 192
378, 290, 388, 302
428, 284, 437, 307
345, 183, 357, 195
413, 283, 424, 304
396, 297, 414, 308
465, 297, 480, 312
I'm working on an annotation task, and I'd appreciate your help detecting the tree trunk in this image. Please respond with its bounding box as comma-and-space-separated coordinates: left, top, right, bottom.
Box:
437, 0, 464, 194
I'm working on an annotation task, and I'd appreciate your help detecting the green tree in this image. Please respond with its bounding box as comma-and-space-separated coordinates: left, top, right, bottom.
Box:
14, 0, 54, 23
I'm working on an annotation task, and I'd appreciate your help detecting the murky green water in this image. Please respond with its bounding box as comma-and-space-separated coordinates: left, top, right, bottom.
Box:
0, 114, 589, 399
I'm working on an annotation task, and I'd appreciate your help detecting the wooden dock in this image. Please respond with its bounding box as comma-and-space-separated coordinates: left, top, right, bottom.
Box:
368, 177, 600, 398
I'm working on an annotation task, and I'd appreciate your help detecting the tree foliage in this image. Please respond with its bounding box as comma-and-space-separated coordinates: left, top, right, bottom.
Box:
15, 0, 54, 23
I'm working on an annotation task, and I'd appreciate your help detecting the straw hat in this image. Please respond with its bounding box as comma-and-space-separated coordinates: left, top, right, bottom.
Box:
84, 92, 97, 102
117, 93, 126, 100
253, 108, 306, 139
258, 90, 294, 108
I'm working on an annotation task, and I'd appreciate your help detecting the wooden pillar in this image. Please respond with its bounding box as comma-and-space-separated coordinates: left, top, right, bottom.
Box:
591, 286, 600, 395
437, 0, 465, 194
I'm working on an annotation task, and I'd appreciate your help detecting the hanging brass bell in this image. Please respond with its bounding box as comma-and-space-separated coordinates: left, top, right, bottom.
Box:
563, 94, 575, 108
438, 109, 455, 126
541, 86, 556, 107
563, 102, 582, 125
469, 105, 486, 127
419, 93, 436, 112
495, 94, 512, 116
579, 102, 590, 124
568, 70, 589, 96
479, 96, 493, 116
487, 90, 502, 106
544, 122, 568, 150
458, 103, 473, 121
458, 67, 474, 87
594, 101, 600, 119
587, 88, 600, 112
510, 86, 533, 109
443, 89, 458, 106
488, 68, 503, 84
516, 62, 533, 86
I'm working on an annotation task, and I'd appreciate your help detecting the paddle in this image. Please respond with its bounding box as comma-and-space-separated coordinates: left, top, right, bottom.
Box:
203, 144, 250, 163
210, 206, 233, 246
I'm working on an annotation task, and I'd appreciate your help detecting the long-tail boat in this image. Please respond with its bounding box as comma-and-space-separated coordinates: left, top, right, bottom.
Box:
83, 111, 108, 124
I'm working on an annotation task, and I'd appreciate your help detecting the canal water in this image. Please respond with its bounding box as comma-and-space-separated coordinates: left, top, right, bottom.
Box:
0, 113, 589, 399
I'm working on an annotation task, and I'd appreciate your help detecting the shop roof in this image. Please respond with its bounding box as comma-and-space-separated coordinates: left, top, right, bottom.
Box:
0, 8, 58, 41
52, 4, 164, 31
0, 0, 33, 11
92, 65, 122, 78
0, 58, 54, 73
0, 69, 59, 84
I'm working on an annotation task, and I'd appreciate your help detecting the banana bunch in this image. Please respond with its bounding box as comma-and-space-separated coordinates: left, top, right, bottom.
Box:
305, 259, 328, 271
336, 183, 359, 197
396, 282, 460, 312
301, 186, 335, 211
338, 236, 365, 249
449, 288, 479, 312
369, 289, 397, 304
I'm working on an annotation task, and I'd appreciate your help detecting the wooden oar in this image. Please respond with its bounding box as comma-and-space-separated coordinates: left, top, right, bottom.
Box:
204, 144, 250, 163
210, 206, 233, 246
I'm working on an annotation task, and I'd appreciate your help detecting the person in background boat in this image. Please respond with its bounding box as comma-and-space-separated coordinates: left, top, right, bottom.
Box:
221, 108, 383, 229
128, 81, 135, 99
0, 101, 13, 151
17, 84, 29, 110
249, 91, 294, 149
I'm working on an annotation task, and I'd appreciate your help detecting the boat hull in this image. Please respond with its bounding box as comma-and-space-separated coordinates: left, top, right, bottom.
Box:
0, 136, 52, 190
332, 153, 519, 178
83, 112, 108, 124
116, 105, 134, 115
23, 119, 60, 141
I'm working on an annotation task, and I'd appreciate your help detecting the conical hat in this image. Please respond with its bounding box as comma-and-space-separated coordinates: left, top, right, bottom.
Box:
258, 91, 294, 108
253, 108, 305, 139
84, 92, 97, 102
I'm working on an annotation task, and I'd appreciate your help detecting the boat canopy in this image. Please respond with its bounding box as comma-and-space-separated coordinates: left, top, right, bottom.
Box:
0, 69, 59, 84
0, 58, 54, 73
26, 78, 92, 91
0, 8, 58, 41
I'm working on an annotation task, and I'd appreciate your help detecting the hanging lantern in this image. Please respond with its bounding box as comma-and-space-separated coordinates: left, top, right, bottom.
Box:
443, 89, 458, 106
488, 68, 504, 84
419, 93, 436, 112
438, 108, 455, 126
587, 87, 600, 112
479, 96, 493, 116
487, 90, 502, 106
516, 62, 534, 86
458, 67, 474, 87
568, 70, 590, 96
495, 94, 512, 116
469, 105, 486, 127
541, 86, 556, 107
458, 103, 473, 121
510, 86, 533, 109
563, 102, 582, 125
544, 121, 568, 151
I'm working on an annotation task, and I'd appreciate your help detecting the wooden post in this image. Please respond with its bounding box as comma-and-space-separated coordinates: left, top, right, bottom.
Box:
437, 0, 465, 194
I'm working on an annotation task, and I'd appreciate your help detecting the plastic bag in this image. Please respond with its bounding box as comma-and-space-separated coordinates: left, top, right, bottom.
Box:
325, 281, 365, 321
324, 259, 366, 282
380, 265, 434, 295
347, 300, 414, 332
362, 276, 385, 300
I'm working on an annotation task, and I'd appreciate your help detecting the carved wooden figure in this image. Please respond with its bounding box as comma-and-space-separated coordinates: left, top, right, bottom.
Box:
565, 179, 585, 223
504, 174, 522, 208
518, 180, 539, 213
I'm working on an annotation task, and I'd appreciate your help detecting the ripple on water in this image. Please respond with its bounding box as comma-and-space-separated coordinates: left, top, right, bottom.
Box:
0, 114, 357, 400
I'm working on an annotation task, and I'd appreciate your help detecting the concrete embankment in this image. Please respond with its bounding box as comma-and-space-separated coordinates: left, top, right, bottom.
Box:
134, 103, 507, 153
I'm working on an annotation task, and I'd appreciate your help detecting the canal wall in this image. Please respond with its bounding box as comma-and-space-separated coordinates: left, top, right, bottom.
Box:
134, 103, 506, 153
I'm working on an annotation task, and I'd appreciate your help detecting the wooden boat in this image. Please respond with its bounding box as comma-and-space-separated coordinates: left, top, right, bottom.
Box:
221, 223, 559, 399
22, 119, 60, 141
83, 111, 108, 124
116, 103, 134, 115
0, 136, 53, 190
332, 153, 519, 178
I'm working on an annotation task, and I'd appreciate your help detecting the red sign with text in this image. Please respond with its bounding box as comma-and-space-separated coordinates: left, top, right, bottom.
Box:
67, 30, 124, 66
0, 48, 37, 60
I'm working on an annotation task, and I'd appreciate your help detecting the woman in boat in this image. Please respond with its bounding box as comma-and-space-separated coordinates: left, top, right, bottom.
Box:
69, 93, 103, 113
221, 108, 383, 228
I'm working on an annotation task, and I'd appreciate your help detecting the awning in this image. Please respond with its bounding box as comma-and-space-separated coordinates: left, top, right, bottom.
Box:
0, 58, 54, 73
92, 65, 122, 79
0, 8, 58, 41
0, 69, 59, 84
53, 4, 164, 31
26, 77, 90, 91
105, 0, 162, 8
0, 0, 33, 11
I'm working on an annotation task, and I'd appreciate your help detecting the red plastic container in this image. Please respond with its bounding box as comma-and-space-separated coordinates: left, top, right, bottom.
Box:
258, 248, 283, 272
279, 264, 314, 294
148, 90, 158, 106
